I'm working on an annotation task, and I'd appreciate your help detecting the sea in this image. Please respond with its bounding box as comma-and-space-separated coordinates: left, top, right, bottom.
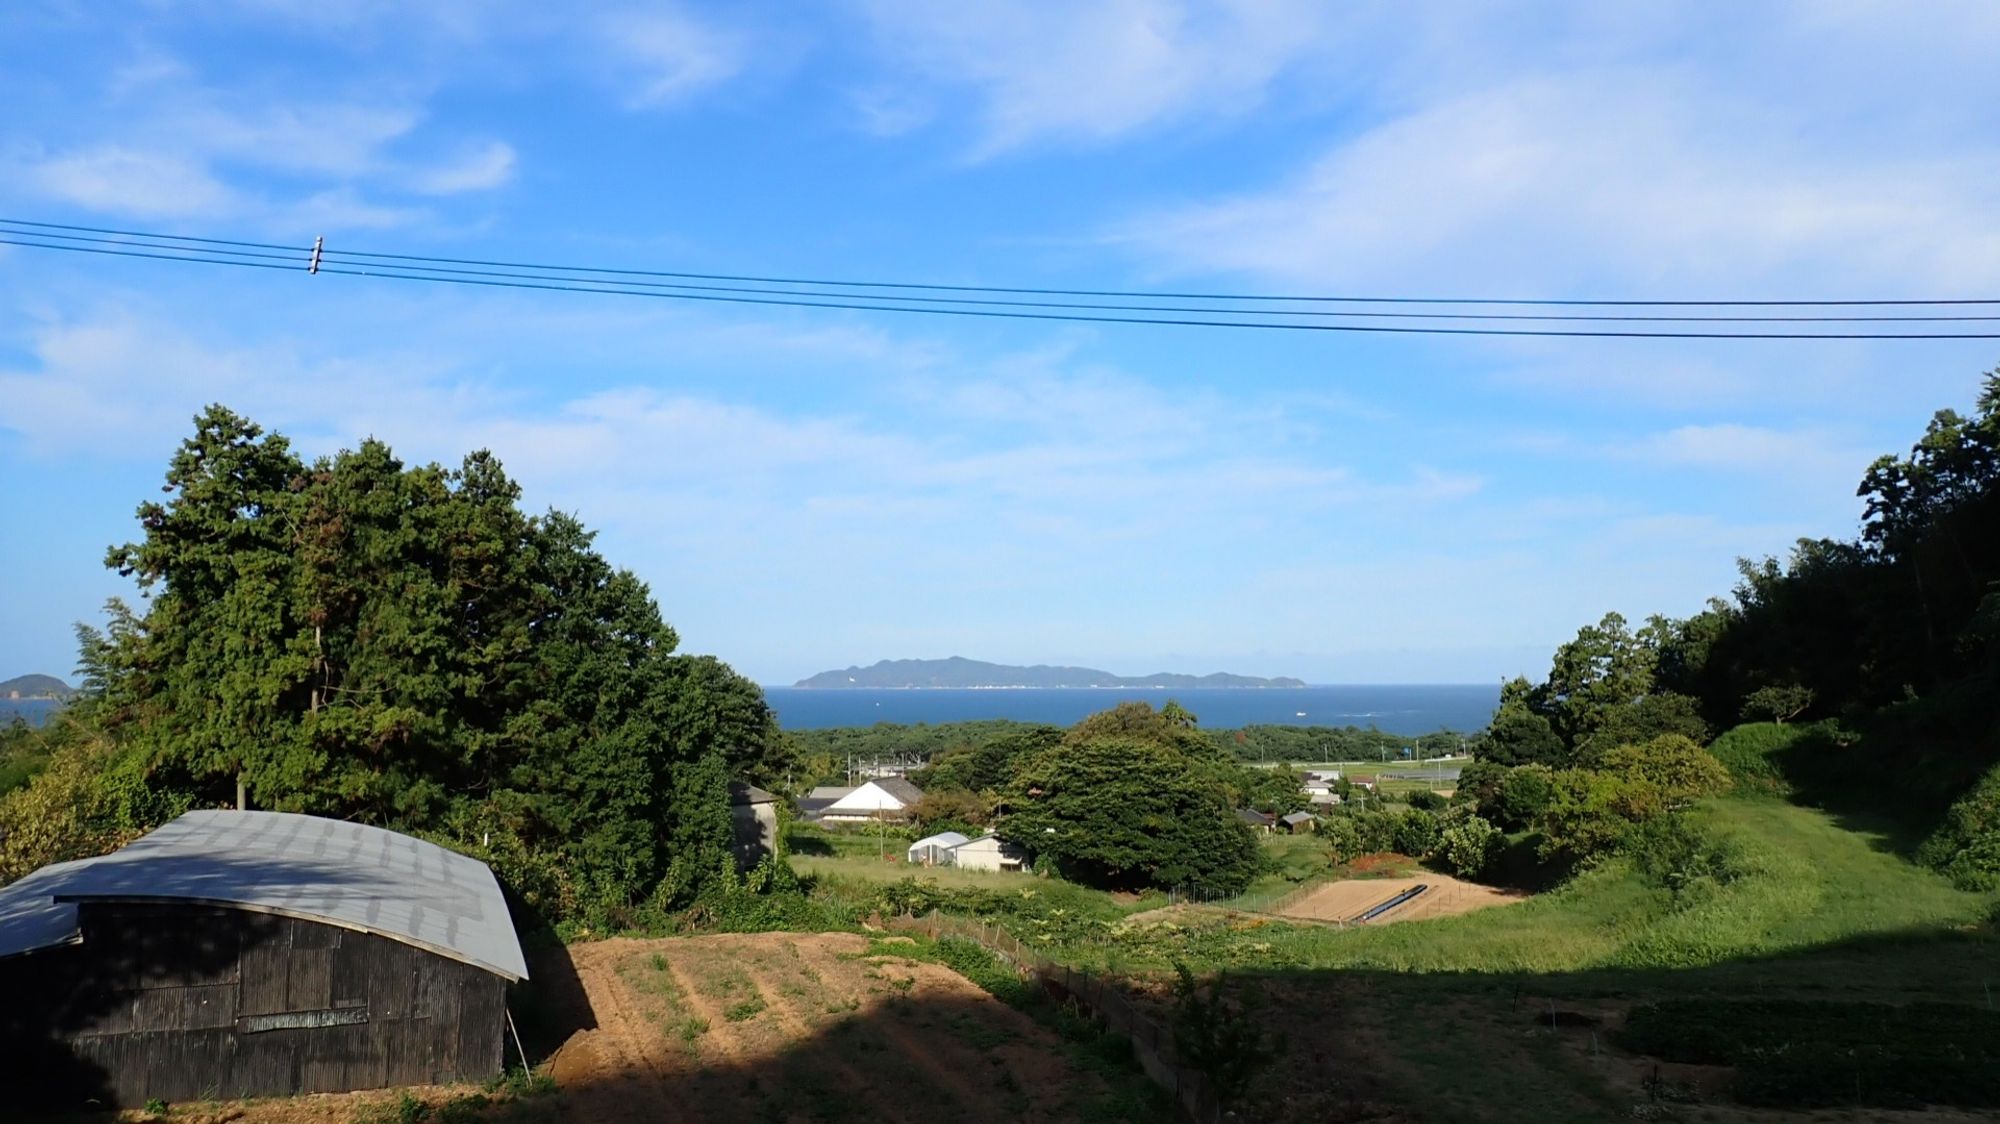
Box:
1, 685, 1503, 736
0, 698, 63, 727
762, 684, 1500, 735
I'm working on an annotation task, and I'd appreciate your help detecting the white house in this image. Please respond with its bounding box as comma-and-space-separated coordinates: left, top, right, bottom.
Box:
950, 833, 1028, 872
907, 831, 970, 866
821, 778, 925, 824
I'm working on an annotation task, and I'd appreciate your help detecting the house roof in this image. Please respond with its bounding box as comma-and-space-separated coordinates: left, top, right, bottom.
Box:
1279, 812, 1318, 825
730, 782, 777, 806
871, 777, 925, 805
0, 811, 528, 980
1237, 809, 1276, 825
909, 831, 970, 851
806, 786, 856, 801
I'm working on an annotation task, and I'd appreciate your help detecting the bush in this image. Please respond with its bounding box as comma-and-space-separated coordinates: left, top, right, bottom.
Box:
1918, 764, 2000, 890
1435, 814, 1503, 877
1170, 963, 1281, 1106
1706, 722, 1799, 784
1391, 808, 1441, 858
1598, 734, 1732, 802
1624, 813, 1740, 901
1496, 764, 1556, 828
1405, 790, 1446, 811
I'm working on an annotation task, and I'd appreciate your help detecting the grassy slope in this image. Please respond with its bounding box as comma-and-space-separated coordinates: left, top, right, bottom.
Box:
1224, 798, 2000, 1122
1244, 796, 1997, 975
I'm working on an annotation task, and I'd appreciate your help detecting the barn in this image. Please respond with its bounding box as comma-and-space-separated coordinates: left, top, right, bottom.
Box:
0, 810, 528, 1109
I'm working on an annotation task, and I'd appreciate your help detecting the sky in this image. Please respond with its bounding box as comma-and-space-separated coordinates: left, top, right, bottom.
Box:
3, 1, 2000, 687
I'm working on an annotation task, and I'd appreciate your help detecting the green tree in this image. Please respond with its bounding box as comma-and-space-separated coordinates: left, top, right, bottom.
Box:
1000, 732, 1260, 894
18, 406, 758, 927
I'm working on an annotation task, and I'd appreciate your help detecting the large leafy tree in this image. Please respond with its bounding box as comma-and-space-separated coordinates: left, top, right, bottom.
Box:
1000, 735, 1261, 893
20, 406, 765, 926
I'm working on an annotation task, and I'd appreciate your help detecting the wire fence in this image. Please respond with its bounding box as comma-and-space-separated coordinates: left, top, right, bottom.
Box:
885, 909, 1223, 1124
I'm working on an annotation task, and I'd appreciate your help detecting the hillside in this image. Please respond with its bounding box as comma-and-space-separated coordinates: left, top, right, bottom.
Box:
0, 674, 71, 699
794, 656, 1306, 689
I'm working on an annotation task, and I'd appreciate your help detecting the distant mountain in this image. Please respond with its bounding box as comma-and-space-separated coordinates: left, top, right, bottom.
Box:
0, 674, 74, 699
793, 657, 1306, 690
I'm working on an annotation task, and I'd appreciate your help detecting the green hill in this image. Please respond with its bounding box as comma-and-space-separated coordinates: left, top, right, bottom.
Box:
0, 674, 71, 699
794, 656, 1305, 689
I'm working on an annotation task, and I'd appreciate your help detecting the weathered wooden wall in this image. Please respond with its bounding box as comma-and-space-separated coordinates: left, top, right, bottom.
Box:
0, 902, 506, 1107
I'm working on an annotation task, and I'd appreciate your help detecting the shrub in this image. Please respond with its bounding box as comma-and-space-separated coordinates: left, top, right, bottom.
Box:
1706, 722, 1799, 784
1496, 764, 1556, 828
1391, 808, 1441, 858
1435, 814, 1503, 877
1170, 963, 1281, 1106
1597, 735, 1732, 802
1918, 764, 2000, 890
1624, 813, 1740, 901
1405, 790, 1446, 811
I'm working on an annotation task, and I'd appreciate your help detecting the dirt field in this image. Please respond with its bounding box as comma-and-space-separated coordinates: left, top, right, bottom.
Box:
541, 931, 1122, 1124
1276, 875, 1527, 925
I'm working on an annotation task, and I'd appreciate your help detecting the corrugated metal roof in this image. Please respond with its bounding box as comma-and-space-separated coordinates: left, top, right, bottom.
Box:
0, 811, 527, 980
0, 858, 94, 960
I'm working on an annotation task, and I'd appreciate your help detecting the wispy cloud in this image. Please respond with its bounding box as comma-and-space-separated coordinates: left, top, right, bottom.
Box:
597, 7, 748, 108
855, 0, 1343, 155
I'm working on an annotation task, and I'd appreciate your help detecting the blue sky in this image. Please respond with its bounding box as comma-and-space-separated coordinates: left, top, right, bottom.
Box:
3, 2, 2000, 687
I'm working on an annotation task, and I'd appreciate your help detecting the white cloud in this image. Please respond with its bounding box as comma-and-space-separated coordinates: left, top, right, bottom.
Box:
601, 7, 746, 108
1114, 72, 2000, 295
407, 142, 517, 195
856, 0, 1341, 154
27, 147, 240, 218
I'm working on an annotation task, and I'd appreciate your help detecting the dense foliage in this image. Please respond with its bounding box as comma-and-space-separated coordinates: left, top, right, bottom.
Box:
1474, 371, 2000, 886
997, 702, 1263, 894
0, 407, 778, 928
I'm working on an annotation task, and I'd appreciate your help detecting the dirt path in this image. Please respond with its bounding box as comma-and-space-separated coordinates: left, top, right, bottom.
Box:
1278, 875, 1527, 924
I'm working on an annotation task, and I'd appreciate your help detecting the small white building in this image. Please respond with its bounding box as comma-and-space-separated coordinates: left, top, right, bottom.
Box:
907, 831, 970, 866
821, 778, 925, 824
950, 833, 1028, 872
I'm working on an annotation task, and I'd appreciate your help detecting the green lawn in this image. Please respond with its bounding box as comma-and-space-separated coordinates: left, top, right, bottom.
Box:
792, 852, 1050, 891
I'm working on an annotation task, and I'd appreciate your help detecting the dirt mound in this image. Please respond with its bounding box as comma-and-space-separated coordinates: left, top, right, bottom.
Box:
1279, 875, 1527, 925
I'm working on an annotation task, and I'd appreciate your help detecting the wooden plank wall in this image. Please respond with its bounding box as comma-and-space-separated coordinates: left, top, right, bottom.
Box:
0, 903, 506, 1107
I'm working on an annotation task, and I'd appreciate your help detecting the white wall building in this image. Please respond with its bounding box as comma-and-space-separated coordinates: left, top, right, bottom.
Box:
821, 778, 925, 823
950, 833, 1028, 872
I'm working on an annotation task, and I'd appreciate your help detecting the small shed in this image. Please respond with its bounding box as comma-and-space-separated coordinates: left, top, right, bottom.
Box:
1237, 809, 1277, 832
951, 833, 1028, 872
1279, 811, 1319, 834
730, 782, 779, 870
0, 811, 527, 1109
822, 778, 925, 824
907, 831, 970, 866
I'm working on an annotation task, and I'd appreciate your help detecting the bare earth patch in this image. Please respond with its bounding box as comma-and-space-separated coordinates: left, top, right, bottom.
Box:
1278, 875, 1528, 925
544, 931, 1113, 1124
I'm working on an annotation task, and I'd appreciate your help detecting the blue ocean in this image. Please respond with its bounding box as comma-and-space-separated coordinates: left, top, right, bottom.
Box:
2, 686, 1502, 735
0, 698, 63, 727
762, 684, 1499, 734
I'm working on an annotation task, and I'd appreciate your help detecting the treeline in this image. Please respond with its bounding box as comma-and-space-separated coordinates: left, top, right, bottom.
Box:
1469, 369, 2000, 888
781, 716, 1471, 792
0, 407, 787, 930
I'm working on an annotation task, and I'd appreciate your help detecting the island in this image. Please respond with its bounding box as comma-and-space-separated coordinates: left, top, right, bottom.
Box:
792, 657, 1307, 690
0, 673, 74, 700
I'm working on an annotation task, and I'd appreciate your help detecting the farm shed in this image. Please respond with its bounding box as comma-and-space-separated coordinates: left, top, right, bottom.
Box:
1237, 808, 1277, 832
822, 778, 925, 823
730, 782, 779, 870
950, 833, 1028, 872
0, 810, 527, 1109
1280, 811, 1319, 834
908, 831, 970, 866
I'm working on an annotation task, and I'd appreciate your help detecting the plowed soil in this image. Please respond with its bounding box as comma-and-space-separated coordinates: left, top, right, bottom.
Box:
542, 931, 1113, 1124
1277, 875, 1527, 925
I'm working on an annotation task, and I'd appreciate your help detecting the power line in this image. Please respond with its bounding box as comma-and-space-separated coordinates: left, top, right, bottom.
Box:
6, 221, 2000, 340
10, 216, 2000, 310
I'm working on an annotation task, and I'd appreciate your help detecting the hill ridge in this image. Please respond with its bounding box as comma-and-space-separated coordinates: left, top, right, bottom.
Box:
793, 656, 1306, 690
